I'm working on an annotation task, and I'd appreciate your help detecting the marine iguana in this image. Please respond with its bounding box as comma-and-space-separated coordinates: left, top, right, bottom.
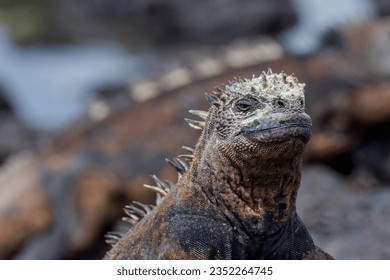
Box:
103, 69, 333, 260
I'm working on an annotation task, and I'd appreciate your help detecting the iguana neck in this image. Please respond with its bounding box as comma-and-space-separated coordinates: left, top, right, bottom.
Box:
187, 138, 303, 237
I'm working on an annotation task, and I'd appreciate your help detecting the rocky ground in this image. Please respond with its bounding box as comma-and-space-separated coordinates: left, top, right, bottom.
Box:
0, 2, 390, 260
299, 164, 390, 259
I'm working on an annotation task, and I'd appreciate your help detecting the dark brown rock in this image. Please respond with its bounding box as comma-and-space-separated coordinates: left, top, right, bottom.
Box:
52, 0, 296, 45
299, 165, 390, 259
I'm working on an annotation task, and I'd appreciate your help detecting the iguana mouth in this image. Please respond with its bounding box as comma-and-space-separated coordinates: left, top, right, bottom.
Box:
241, 118, 312, 142
243, 122, 311, 133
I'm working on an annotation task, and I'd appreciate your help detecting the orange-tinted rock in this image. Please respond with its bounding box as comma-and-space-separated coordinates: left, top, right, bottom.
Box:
0, 156, 52, 259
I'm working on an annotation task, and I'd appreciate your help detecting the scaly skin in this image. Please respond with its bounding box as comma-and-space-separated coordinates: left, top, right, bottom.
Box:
104, 70, 333, 260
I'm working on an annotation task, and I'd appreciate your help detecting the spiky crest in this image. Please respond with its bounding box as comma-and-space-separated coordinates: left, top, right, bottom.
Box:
105, 145, 196, 247
104, 232, 123, 245
189, 110, 208, 120
184, 118, 205, 130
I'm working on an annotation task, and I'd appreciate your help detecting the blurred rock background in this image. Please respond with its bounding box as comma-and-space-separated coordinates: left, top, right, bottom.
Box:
0, 0, 389, 259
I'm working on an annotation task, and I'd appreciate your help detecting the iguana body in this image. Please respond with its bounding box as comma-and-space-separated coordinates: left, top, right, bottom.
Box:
104, 70, 333, 260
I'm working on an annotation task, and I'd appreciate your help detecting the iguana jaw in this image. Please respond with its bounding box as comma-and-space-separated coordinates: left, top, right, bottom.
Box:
240, 114, 312, 143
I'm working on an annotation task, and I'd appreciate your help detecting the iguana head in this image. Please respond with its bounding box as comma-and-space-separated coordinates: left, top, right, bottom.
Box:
197, 70, 311, 163
183, 70, 312, 224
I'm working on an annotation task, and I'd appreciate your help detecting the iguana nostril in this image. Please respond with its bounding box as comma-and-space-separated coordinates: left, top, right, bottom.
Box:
277, 100, 285, 107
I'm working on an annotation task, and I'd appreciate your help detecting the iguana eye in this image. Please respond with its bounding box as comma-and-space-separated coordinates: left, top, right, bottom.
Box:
235, 98, 258, 112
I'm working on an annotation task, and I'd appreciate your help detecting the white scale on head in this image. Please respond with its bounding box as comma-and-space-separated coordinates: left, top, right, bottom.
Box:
219, 70, 306, 128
